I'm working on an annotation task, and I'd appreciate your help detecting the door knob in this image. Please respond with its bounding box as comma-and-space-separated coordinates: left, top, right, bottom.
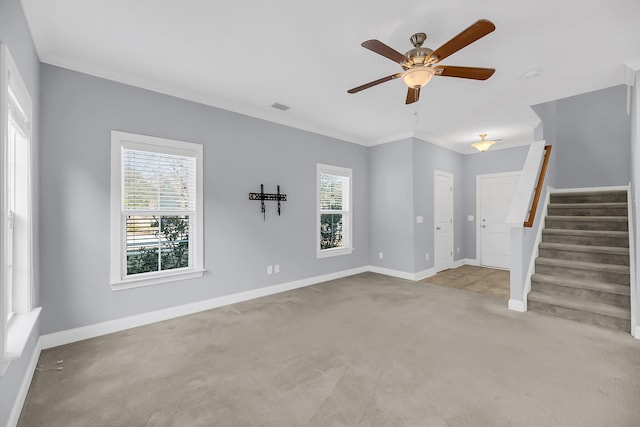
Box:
436, 227, 441, 230
482, 225, 486, 228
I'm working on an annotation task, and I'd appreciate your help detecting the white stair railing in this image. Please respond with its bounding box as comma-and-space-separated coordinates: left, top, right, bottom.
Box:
506, 141, 549, 311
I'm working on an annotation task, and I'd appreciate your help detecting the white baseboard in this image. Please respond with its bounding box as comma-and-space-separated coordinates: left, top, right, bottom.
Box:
413, 268, 436, 281
508, 299, 525, 312
367, 266, 416, 281
452, 259, 465, 268
368, 265, 454, 281
454, 258, 478, 267
8, 339, 41, 427
633, 325, 640, 340
39, 259, 491, 350
369, 259, 476, 282
40, 266, 368, 349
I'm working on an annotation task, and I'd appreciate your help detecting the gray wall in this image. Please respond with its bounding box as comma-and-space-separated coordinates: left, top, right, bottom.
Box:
368, 139, 415, 272
0, 0, 41, 424
462, 146, 530, 260
535, 85, 631, 188
39, 64, 370, 334
367, 137, 466, 274
368, 138, 529, 274
412, 138, 465, 272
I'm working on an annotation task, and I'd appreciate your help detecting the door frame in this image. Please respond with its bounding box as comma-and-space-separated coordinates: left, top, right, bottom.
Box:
475, 171, 521, 268
434, 170, 454, 272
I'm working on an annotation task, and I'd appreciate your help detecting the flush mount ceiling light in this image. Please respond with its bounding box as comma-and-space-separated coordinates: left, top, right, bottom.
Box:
471, 133, 496, 152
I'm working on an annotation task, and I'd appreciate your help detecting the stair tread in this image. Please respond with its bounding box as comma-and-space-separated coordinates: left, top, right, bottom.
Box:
531, 273, 631, 295
542, 229, 628, 237
528, 291, 631, 319
538, 242, 629, 255
548, 202, 627, 208
551, 190, 627, 197
536, 257, 630, 273
546, 215, 628, 222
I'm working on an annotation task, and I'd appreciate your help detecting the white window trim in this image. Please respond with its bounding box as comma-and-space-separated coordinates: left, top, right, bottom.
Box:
0, 44, 40, 377
317, 163, 353, 258
110, 131, 204, 291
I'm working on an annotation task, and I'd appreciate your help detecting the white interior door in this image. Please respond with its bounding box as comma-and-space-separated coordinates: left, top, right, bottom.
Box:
477, 172, 520, 269
434, 171, 453, 272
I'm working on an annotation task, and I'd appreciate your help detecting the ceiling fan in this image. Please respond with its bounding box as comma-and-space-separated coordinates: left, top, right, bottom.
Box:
348, 19, 496, 104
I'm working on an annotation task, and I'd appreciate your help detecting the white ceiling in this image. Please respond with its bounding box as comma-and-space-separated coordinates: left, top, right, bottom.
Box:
21, 0, 640, 153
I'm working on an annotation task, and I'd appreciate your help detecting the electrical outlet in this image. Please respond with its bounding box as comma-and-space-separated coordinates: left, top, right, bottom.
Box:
426, 253, 429, 261
456, 247, 460, 254
379, 252, 383, 259
274, 264, 280, 273
267, 265, 273, 275
416, 216, 424, 223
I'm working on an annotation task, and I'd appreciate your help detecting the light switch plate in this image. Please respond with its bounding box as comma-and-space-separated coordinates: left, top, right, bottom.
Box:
467, 215, 474, 221
416, 216, 424, 223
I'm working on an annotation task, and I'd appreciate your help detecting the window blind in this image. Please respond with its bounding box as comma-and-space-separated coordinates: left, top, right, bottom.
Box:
320, 174, 350, 211
122, 148, 196, 211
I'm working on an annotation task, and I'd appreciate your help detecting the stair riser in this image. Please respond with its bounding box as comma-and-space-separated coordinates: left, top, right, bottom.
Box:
528, 300, 630, 332
550, 193, 627, 204
547, 206, 628, 216
531, 281, 630, 308
538, 248, 629, 266
535, 263, 630, 285
541, 233, 628, 247
545, 219, 628, 231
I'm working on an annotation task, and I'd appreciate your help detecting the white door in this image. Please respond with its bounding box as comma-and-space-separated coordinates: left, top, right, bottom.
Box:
477, 172, 520, 269
434, 171, 453, 272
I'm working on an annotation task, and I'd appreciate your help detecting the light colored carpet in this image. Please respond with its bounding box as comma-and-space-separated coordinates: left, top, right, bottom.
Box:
19, 272, 640, 426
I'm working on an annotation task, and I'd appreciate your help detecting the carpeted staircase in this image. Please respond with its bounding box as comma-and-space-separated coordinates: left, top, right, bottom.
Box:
528, 190, 631, 332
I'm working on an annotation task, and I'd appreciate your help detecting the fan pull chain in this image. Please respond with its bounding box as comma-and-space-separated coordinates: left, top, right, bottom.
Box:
414, 101, 420, 123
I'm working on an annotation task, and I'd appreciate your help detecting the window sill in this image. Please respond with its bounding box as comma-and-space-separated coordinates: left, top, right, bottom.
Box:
110, 269, 204, 291
1, 307, 41, 377
317, 247, 353, 259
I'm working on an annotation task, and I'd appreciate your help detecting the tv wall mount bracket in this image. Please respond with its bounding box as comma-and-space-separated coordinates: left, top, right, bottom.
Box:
249, 184, 287, 220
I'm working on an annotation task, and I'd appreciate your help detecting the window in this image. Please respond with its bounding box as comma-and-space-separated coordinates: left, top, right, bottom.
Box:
317, 164, 352, 258
110, 131, 203, 290
1, 44, 39, 376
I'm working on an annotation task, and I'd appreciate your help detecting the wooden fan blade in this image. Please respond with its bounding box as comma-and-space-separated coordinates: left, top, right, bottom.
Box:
347, 73, 402, 94
361, 40, 408, 65
434, 66, 495, 80
427, 19, 495, 64
405, 87, 420, 104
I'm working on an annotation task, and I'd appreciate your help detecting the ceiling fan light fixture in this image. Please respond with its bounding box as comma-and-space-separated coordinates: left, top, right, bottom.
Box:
401, 66, 434, 88
471, 133, 496, 152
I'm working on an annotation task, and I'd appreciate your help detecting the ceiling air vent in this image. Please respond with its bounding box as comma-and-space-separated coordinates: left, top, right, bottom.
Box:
271, 103, 290, 111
